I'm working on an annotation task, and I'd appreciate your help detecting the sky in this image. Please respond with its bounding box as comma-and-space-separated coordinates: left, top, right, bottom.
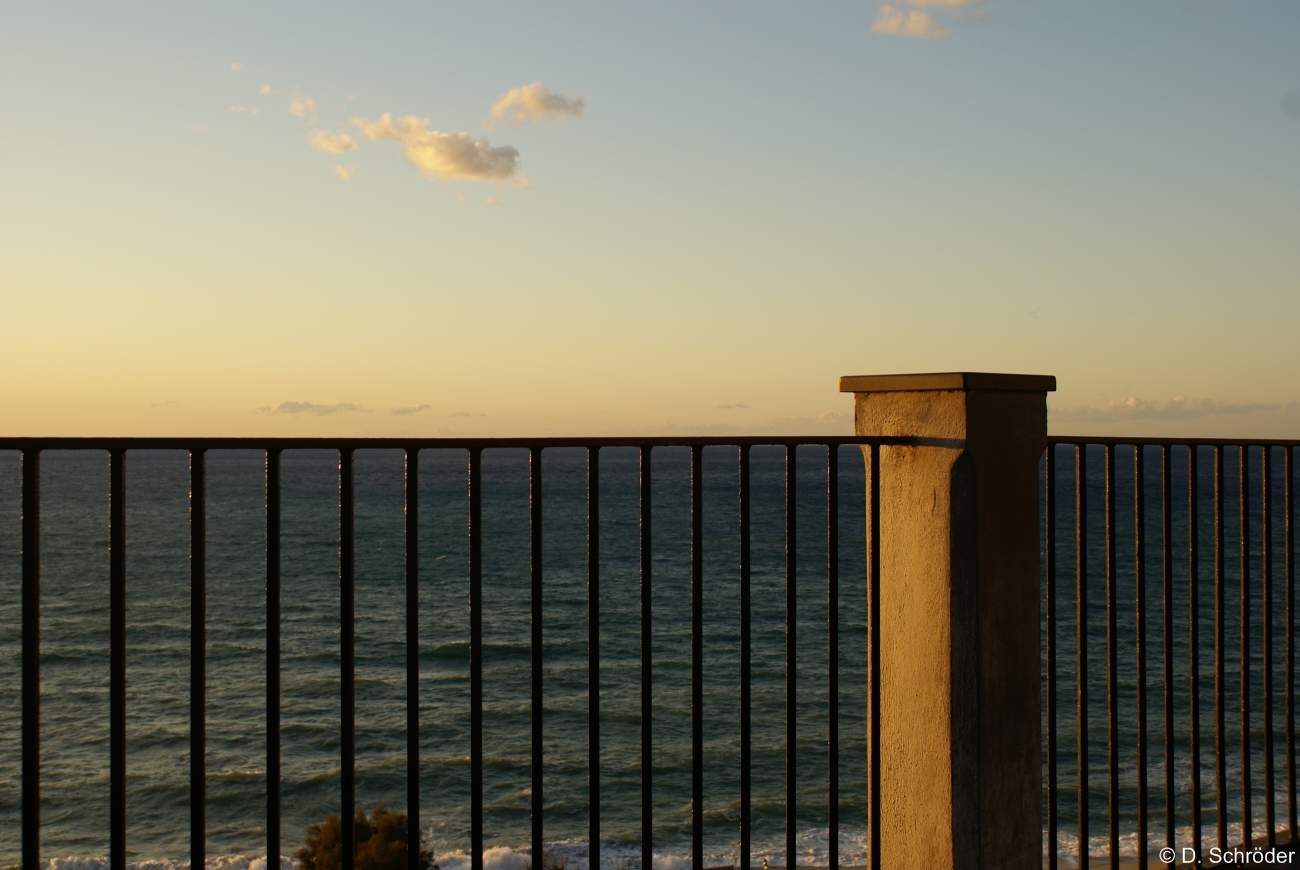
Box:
2, 0, 1298, 438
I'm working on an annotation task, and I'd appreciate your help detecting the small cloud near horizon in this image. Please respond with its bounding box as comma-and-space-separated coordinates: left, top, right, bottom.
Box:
229, 104, 257, 115
259, 401, 367, 416
486, 82, 585, 128
289, 90, 317, 119
716, 403, 751, 410
354, 114, 525, 185
872, 5, 953, 39
1051, 396, 1300, 423
309, 130, 358, 154
447, 411, 487, 418
392, 404, 433, 415
230, 62, 243, 73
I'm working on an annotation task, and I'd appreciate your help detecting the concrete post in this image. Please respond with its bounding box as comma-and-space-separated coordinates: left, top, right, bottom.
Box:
839, 372, 1055, 870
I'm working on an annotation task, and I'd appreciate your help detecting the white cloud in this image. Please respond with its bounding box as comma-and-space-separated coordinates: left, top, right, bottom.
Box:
309, 130, 358, 154
487, 82, 585, 128
354, 113, 525, 184
260, 84, 273, 96
259, 401, 367, 416
872, 5, 953, 39
230, 62, 243, 73
482, 196, 503, 209
392, 404, 433, 415
335, 165, 357, 181
1051, 396, 1300, 423
229, 104, 257, 115
289, 90, 318, 118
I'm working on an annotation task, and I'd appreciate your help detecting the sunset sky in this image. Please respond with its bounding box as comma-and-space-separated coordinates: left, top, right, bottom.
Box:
3, 1, 1298, 437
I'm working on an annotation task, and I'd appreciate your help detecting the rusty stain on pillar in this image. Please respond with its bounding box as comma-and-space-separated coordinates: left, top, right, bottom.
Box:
839, 372, 1055, 870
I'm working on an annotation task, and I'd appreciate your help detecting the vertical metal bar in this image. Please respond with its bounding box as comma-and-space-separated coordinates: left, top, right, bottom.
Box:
1189, 446, 1203, 853
191, 449, 207, 870
1046, 444, 1058, 870
1288, 446, 1296, 842
1135, 446, 1148, 870
530, 447, 544, 870
110, 449, 127, 870
1077, 444, 1089, 870
827, 445, 839, 870
1106, 444, 1118, 870
1240, 446, 1253, 848
1162, 446, 1174, 866
21, 450, 41, 870
266, 449, 282, 869
691, 445, 703, 870
785, 444, 797, 870
469, 448, 484, 870
640, 446, 653, 870
406, 448, 421, 870
1215, 444, 1227, 852
1264, 446, 1275, 847
867, 443, 881, 870
340, 449, 356, 870
739, 446, 752, 870
589, 446, 601, 870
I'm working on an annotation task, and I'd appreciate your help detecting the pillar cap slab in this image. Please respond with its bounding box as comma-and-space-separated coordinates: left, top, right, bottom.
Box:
838, 371, 1056, 393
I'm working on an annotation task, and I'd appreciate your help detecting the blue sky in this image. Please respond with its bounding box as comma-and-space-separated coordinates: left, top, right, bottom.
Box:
2, 1, 1298, 436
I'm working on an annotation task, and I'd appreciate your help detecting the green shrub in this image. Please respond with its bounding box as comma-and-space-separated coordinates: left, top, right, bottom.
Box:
296, 804, 434, 870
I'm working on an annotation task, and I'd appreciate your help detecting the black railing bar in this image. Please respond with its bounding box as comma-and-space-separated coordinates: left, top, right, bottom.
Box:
110, 449, 127, 870
0, 435, 925, 451
691, 445, 704, 870
589, 446, 602, 870
1240, 446, 1253, 848
469, 448, 484, 870
1161, 445, 1174, 866
266, 449, 282, 867
827, 445, 840, 870
1288, 445, 1297, 842
1135, 446, 1148, 870
1190, 444, 1201, 853
530, 447, 544, 870
406, 448, 421, 870
739, 445, 752, 870
1284, 444, 1294, 837
191, 449, 208, 870
1106, 445, 1119, 870
1076, 443, 1090, 870
1046, 444, 1058, 870
340, 449, 357, 870
640, 446, 654, 870
785, 444, 797, 870
1263, 446, 1276, 847
1215, 445, 1227, 852
1189, 446, 1203, 853
21, 449, 40, 870
1050, 437, 1300, 448
867, 443, 881, 870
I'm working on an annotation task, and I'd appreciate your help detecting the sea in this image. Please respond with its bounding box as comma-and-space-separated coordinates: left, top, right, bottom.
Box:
0, 444, 1291, 870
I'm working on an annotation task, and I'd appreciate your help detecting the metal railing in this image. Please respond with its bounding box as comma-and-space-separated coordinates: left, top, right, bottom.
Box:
4, 436, 906, 870
1043, 438, 1298, 869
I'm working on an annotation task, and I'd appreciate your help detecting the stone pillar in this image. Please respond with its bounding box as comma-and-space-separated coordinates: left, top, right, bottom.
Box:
839, 372, 1055, 870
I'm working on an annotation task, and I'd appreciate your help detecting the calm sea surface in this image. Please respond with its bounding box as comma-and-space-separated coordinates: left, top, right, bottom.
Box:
0, 445, 1290, 868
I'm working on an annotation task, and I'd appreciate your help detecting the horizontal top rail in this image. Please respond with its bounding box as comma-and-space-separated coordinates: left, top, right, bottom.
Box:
0, 435, 917, 450
1049, 435, 1300, 447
